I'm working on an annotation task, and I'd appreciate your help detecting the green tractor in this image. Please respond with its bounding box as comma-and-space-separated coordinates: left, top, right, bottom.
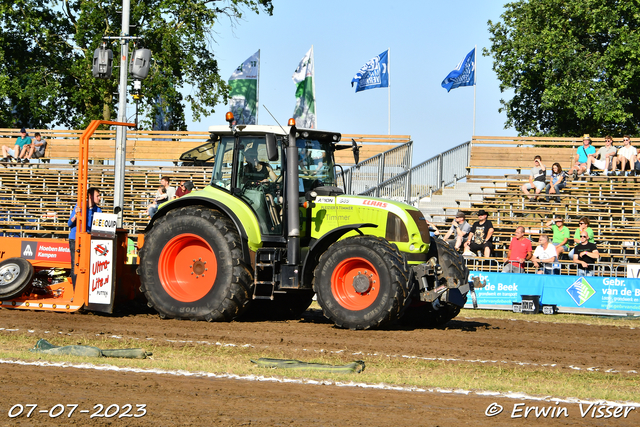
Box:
138, 115, 471, 329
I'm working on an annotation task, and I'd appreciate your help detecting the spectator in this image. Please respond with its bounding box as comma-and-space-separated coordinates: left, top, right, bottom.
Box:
521, 155, 546, 201
545, 162, 567, 203
569, 216, 595, 259
464, 209, 494, 257
443, 211, 471, 252
531, 234, 560, 274
175, 180, 195, 198
587, 135, 617, 176
616, 135, 638, 176
502, 226, 532, 273
147, 185, 168, 218
1, 127, 32, 164
20, 132, 48, 163
68, 187, 102, 289
573, 233, 600, 276
545, 217, 570, 258
568, 134, 596, 180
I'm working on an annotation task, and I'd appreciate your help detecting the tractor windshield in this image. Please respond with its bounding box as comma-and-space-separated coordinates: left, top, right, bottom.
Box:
210, 136, 234, 190
296, 138, 335, 192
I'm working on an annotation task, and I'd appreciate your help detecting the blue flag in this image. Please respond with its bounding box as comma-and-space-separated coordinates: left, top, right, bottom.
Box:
441, 48, 475, 92
351, 50, 389, 93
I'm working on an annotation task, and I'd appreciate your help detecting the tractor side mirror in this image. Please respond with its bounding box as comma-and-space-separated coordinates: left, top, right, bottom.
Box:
266, 133, 278, 161
351, 138, 360, 165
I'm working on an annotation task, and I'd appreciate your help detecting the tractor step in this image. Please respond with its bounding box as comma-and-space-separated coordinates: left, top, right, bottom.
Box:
252, 248, 285, 300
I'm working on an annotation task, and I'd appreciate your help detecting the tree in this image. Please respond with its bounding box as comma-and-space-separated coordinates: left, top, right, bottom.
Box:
0, 0, 273, 130
485, 0, 640, 137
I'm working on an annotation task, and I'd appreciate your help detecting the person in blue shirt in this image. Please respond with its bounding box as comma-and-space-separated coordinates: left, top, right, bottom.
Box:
568, 134, 596, 180
1, 127, 32, 164
68, 187, 102, 289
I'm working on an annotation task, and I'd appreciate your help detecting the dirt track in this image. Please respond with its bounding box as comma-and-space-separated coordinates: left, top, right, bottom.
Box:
0, 307, 639, 426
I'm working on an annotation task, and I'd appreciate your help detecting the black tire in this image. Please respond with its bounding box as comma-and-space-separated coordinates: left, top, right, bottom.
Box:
314, 236, 410, 330
0, 258, 34, 300
138, 206, 253, 321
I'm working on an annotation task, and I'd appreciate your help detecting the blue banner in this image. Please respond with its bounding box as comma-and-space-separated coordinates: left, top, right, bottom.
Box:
351, 50, 389, 93
441, 48, 475, 92
466, 271, 640, 315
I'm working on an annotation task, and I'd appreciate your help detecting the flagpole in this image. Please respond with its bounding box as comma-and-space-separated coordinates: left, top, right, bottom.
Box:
256, 49, 260, 125
311, 45, 316, 128
473, 45, 477, 137
388, 47, 391, 135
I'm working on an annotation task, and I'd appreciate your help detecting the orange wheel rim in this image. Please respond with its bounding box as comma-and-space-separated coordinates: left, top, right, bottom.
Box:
330, 257, 380, 310
158, 233, 218, 302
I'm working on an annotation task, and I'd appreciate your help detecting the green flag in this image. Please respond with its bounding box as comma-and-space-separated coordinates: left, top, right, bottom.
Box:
292, 46, 316, 128
228, 50, 259, 125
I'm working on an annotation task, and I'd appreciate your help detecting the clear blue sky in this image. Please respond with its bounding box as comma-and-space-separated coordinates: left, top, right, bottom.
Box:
180, 0, 516, 164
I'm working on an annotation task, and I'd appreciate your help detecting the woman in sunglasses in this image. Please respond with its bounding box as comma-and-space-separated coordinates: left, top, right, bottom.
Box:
573, 233, 599, 276
569, 216, 595, 259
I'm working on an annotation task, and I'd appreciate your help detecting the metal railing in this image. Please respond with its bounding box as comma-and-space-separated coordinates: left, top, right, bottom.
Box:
465, 257, 631, 278
336, 141, 413, 195
359, 141, 471, 204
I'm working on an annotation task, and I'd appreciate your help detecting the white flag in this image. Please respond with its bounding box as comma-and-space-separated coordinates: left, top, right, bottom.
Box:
292, 46, 316, 128
228, 50, 260, 125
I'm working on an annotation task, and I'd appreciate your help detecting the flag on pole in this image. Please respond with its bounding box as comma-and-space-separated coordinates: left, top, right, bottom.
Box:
351, 50, 389, 93
441, 48, 475, 92
292, 46, 316, 128
228, 50, 260, 125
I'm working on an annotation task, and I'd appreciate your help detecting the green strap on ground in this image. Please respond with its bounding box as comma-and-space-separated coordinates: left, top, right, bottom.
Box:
251, 358, 365, 373
30, 339, 151, 359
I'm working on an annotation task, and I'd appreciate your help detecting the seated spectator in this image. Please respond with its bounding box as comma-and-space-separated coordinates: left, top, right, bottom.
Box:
175, 180, 195, 198
442, 211, 471, 252
569, 216, 595, 258
464, 209, 494, 257
545, 163, 567, 203
20, 132, 47, 163
587, 135, 617, 176
616, 135, 637, 176
531, 234, 559, 274
568, 134, 595, 180
544, 217, 570, 258
146, 185, 168, 218
502, 226, 532, 273
1, 127, 32, 164
573, 233, 600, 276
521, 156, 546, 201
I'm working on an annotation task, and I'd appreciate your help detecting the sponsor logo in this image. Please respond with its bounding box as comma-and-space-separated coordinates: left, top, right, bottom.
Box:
566, 278, 596, 306
22, 244, 34, 258
363, 199, 388, 208
94, 244, 109, 257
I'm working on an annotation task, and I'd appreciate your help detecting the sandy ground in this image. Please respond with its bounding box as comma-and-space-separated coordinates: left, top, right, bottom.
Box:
0, 307, 638, 426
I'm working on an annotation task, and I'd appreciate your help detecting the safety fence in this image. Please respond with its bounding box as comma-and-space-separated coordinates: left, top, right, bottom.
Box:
465, 257, 634, 278
357, 141, 470, 204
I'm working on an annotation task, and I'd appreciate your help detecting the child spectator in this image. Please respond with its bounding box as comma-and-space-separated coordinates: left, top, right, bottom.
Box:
521, 156, 546, 201
545, 163, 567, 202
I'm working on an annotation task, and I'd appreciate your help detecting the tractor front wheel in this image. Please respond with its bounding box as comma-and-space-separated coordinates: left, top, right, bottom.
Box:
314, 236, 410, 330
0, 258, 34, 300
138, 206, 252, 321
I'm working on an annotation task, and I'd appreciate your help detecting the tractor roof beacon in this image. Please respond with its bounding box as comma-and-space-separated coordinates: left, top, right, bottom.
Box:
138, 113, 472, 329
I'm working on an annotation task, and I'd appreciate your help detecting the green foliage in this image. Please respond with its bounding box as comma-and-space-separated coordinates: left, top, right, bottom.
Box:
0, 0, 273, 130
485, 0, 640, 137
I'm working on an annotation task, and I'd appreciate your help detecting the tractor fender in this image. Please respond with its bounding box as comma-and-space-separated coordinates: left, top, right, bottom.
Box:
144, 195, 260, 263
301, 223, 378, 288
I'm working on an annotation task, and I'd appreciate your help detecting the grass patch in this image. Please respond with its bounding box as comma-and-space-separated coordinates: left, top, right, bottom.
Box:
1, 331, 638, 403
459, 308, 640, 328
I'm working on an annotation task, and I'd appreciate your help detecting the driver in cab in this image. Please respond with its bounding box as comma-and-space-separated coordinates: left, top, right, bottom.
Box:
243, 142, 277, 185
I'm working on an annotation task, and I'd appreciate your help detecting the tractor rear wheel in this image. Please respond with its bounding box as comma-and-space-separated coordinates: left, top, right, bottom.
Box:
138, 206, 252, 321
314, 236, 410, 330
0, 258, 34, 300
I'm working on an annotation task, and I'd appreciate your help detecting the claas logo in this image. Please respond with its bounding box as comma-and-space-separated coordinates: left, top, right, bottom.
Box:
94, 244, 109, 257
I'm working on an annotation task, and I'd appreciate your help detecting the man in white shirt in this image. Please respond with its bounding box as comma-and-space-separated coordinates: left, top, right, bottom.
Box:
616, 135, 638, 176
531, 234, 559, 275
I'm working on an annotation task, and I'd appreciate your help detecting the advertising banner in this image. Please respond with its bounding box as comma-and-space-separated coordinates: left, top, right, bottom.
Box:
87, 239, 115, 308
466, 271, 640, 315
